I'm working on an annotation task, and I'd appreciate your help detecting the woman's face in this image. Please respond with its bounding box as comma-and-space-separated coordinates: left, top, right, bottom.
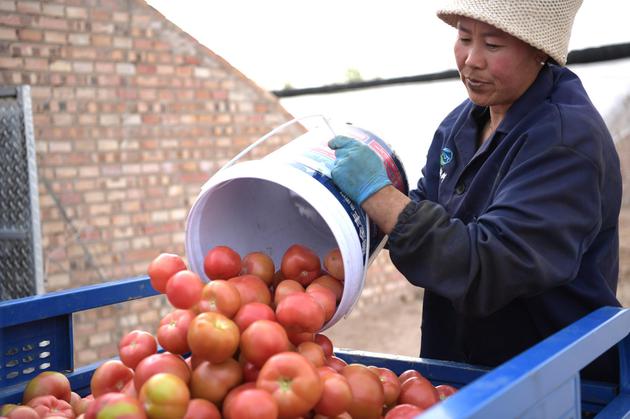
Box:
454, 17, 544, 110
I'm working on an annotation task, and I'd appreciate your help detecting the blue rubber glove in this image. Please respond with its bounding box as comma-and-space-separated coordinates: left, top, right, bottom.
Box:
328, 135, 392, 205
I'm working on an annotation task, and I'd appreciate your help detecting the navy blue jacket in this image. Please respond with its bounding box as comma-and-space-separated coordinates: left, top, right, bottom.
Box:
388, 65, 622, 381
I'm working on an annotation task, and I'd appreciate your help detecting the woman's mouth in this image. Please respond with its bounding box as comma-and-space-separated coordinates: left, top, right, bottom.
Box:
465, 77, 488, 90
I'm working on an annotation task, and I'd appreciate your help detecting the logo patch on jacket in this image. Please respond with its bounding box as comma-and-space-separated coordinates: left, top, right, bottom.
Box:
440, 147, 453, 183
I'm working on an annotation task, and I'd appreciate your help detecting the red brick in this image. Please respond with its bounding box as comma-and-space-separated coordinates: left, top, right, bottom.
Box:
0, 1, 16, 12
44, 30, 66, 44
0, 27, 16, 40
0, 57, 22, 68
92, 34, 111, 47
41, 3, 64, 17
24, 57, 47, 71
0, 14, 21, 26
16, 1, 41, 14
17, 28, 42, 41
133, 38, 152, 50
36, 16, 68, 31
66, 6, 87, 19
91, 9, 112, 21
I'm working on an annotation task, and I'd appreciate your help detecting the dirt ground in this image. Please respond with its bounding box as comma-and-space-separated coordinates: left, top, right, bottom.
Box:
324, 289, 424, 357
323, 207, 630, 357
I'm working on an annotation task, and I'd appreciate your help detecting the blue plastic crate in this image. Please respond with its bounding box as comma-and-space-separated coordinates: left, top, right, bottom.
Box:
1, 276, 629, 418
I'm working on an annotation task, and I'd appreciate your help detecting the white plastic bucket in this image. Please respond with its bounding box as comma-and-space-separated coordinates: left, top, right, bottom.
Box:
185, 116, 408, 329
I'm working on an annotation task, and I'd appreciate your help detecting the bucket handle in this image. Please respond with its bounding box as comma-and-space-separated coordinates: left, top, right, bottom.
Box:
217, 114, 337, 174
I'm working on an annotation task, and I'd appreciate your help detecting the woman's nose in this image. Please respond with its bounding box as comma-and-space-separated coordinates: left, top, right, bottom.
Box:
465, 44, 485, 68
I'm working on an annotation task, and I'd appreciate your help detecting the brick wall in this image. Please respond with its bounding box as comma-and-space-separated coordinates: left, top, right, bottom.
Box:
0, 0, 410, 366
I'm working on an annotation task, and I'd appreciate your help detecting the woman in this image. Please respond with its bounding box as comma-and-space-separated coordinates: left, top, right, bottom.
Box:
329, 0, 621, 381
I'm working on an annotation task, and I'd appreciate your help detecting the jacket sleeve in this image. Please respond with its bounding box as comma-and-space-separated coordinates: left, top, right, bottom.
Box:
388, 144, 602, 317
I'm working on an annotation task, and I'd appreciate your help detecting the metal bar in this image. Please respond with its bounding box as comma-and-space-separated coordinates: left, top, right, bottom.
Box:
273, 43, 630, 98
0, 229, 28, 240
0, 276, 159, 328
421, 307, 630, 418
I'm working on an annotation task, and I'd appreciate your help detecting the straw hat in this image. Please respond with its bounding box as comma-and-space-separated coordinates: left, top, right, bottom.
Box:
436, 0, 582, 66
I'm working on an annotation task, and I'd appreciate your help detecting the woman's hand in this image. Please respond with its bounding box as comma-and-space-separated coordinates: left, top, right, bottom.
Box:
328, 136, 391, 205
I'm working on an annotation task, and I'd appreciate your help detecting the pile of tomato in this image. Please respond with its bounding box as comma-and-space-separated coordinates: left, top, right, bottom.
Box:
1, 244, 457, 419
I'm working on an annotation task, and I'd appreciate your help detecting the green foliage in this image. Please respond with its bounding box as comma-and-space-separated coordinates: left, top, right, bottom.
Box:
345, 68, 362, 83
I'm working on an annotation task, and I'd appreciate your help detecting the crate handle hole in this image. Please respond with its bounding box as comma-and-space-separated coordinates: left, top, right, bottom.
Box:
22, 355, 34, 363
5, 347, 18, 356
5, 371, 19, 380
38, 340, 50, 348
39, 351, 50, 359
39, 362, 51, 370
22, 367, 35, 375
5, 359, 18, 368
22, 344, 34, 352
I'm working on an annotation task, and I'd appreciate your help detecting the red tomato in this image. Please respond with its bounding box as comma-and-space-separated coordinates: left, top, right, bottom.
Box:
187, 312, 240, 363
157, 309, 194, 354
233, 301, 276, 332
166, 270, 204, 310
312, 274, 344, 303
118, 329, 158, 369
256, 352, 323, 418
398, 369, 424, 384
183, 398, 221, 419
196, 279, 241, 318
314, 367, 352, 417
313, 413, 352, 419
85, 393, 145, 419
384, 403, 425, 419
134, 352, 191, 391
22, 371, 71, 404
224, 388, 279, 419
436, 384, 458, 400
273, 279, 304, 307
228, 274, 272, 306
147, 253, 187, 293
4, 405, 39, 418
297, 341, 326, 368
369, 366, 401, 407
280, 244, 322, 286
306, 283, 337, 322
222, 382, 257, 419
203, 245, 242, 280
121, 378, 137, 398
398, 376, 440, 410
26, 395, 73, 418
139, 373, 190, 419
239, 356, 261, 382
325, 355, 348, 373
241, 251, 275, 285
323, 248, 344, 281
314, 334, 334, 358
240, 319, 290, 368
286, 330, 315, 347
189, 358, 243, 404
271, 269, 286, 289
342, 363, 385, 419
276, 291, 325, 333
90, 360, 134, 398
70, 391, 89, 417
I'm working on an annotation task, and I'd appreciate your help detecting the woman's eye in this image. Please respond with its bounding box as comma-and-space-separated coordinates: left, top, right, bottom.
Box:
486, 43, 500, 50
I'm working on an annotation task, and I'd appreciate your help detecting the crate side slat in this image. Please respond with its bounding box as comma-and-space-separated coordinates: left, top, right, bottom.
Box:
0, 276, 158, 328
420, 307, 629, 418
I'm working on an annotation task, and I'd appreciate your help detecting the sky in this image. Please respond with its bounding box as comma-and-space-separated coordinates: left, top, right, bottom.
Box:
147, 0, 630, 90
146, 1, 630, 185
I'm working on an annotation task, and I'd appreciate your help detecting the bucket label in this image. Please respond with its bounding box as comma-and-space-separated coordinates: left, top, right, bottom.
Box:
290, 161, 384, 260
264, 123, 408, 263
